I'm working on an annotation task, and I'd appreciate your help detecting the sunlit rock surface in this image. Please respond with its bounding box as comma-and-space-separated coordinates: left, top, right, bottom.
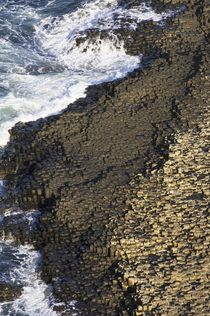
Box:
0, 0, 209, 314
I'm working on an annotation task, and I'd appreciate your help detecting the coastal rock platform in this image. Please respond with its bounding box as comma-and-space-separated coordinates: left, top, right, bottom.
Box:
0, 0, 209, 315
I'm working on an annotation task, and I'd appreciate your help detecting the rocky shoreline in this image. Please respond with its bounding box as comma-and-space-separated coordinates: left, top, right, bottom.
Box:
0, 0, 209, 315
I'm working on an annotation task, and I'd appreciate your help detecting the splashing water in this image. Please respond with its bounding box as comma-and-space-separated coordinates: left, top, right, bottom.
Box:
0, 179, 73, 315
0, 0, 175, 146
0, 242, 59, 316
0, 0, 178, 314
0, 207, 75, 315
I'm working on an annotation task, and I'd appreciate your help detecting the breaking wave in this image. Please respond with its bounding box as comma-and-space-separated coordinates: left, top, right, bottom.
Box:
0, 0, 174, 146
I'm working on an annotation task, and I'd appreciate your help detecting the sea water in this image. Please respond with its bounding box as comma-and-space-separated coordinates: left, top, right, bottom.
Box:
0, 0, 173, 146
0, 0, 175, 314
0, 183, 78, 315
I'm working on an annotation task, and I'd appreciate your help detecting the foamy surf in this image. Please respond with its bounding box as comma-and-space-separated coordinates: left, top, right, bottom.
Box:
0, 0, 175, 147
0, 178, 75, 315
0, 204, 76, 315
0, 242, 59, 316
0, 0, 178, 314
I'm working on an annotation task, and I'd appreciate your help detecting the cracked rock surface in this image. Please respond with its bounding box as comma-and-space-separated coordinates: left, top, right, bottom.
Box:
0, 0, 209, 314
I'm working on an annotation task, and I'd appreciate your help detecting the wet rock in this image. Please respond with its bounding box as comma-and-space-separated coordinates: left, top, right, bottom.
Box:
0, 282, 22, 302
0, 0, 209, 314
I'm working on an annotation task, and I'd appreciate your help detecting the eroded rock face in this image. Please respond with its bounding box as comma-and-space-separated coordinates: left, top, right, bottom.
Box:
0, 0, 209, 315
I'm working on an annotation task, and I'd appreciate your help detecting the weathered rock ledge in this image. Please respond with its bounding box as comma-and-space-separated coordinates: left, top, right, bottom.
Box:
0, 0, 209, 315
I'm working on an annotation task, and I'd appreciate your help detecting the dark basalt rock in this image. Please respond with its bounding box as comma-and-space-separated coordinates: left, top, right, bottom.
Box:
0, 0, 209, 315
0, 282, 22, 302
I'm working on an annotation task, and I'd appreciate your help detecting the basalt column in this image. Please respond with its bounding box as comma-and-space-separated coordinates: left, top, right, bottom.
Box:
0, 0, 209, 315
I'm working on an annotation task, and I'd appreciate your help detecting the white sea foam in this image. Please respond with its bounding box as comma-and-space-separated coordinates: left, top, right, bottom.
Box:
0, 0, 175, 147
0, 208, 40, 228
0, 209, 75, 315
1, 182, 61, 315
0, 242, 59, 316
37, 0, 173, 49
0, 36, 140, 146
0, 2, 178, 313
